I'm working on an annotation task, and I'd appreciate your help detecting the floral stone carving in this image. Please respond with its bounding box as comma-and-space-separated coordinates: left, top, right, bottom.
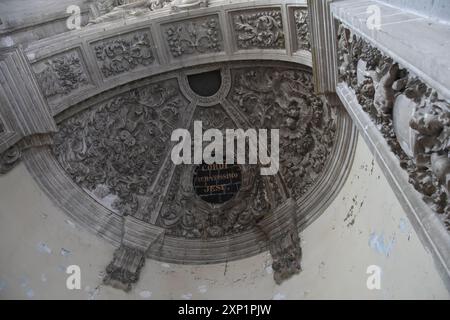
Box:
232, 9, 285, 50
164, 16, 222, 58
33, 49, 89, 99
94, 30, 156, 78
293, 8, 311, 52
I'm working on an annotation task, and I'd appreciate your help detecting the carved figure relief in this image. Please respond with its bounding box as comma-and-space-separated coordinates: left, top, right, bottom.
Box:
337, 24, 450, 230
232, 10, 285, 50
293, 8, 311, 52
33, 50, 89, 99
93, 30, 156, 78
163, 16, 222, 58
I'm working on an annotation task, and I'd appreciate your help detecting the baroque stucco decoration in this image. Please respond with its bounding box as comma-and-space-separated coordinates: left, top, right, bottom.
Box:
337, 24, 450, 231
46, 61, 353, 291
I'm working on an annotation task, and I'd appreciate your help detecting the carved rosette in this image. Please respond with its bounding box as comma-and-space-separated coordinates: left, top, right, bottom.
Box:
93, 30, 156, 78
232, 9, 285, 50
293, 8, 311, 52
337, 24, 450, 230
33, 49, 90, 99
163, 16, 223, 59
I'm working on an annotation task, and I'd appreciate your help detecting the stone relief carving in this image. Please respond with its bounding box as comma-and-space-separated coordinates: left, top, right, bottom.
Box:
337, 24, 450, 230
33, 50, 89, 99
232, 9, 285, 50
93, 30, 156, 78
88, 0, 173, 25
229, 67, 336, 200
164, 16, 222, 58
53, 79, 188, 217
293, 8, 311, 52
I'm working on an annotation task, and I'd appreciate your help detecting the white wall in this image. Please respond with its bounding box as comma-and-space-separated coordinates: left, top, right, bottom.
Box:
0, 135, 448, 299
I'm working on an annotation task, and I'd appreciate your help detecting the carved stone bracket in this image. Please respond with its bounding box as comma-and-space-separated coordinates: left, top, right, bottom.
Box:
103, 216, 165, 291
258, 199, 302, 284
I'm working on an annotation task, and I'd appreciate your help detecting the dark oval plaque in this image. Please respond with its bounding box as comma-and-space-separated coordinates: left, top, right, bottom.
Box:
193, 163, 242, 204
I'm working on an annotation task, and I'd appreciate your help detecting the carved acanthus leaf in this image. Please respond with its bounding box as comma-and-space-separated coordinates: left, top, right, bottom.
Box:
233, 10, 285, 50
94, 31, 155, 78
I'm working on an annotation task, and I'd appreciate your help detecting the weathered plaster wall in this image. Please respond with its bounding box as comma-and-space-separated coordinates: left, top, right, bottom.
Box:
0, 135, 448, 299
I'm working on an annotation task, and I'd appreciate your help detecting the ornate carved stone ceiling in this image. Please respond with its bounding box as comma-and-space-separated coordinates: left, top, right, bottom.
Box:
25, 60, 356, 290
0, 1, 357, 292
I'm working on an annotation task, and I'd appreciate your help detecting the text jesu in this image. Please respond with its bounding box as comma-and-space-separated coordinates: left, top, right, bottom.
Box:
178, 304, 272, 317
171, 121, 280, 175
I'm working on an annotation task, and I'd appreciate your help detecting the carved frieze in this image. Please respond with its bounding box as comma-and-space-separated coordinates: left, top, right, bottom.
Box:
232, 9, 285, 50
163, 16, 222, 59
93, 30, 156, 78
337, 24, 450, 230
33, 49, 90, 99
293, 8, 311, 52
